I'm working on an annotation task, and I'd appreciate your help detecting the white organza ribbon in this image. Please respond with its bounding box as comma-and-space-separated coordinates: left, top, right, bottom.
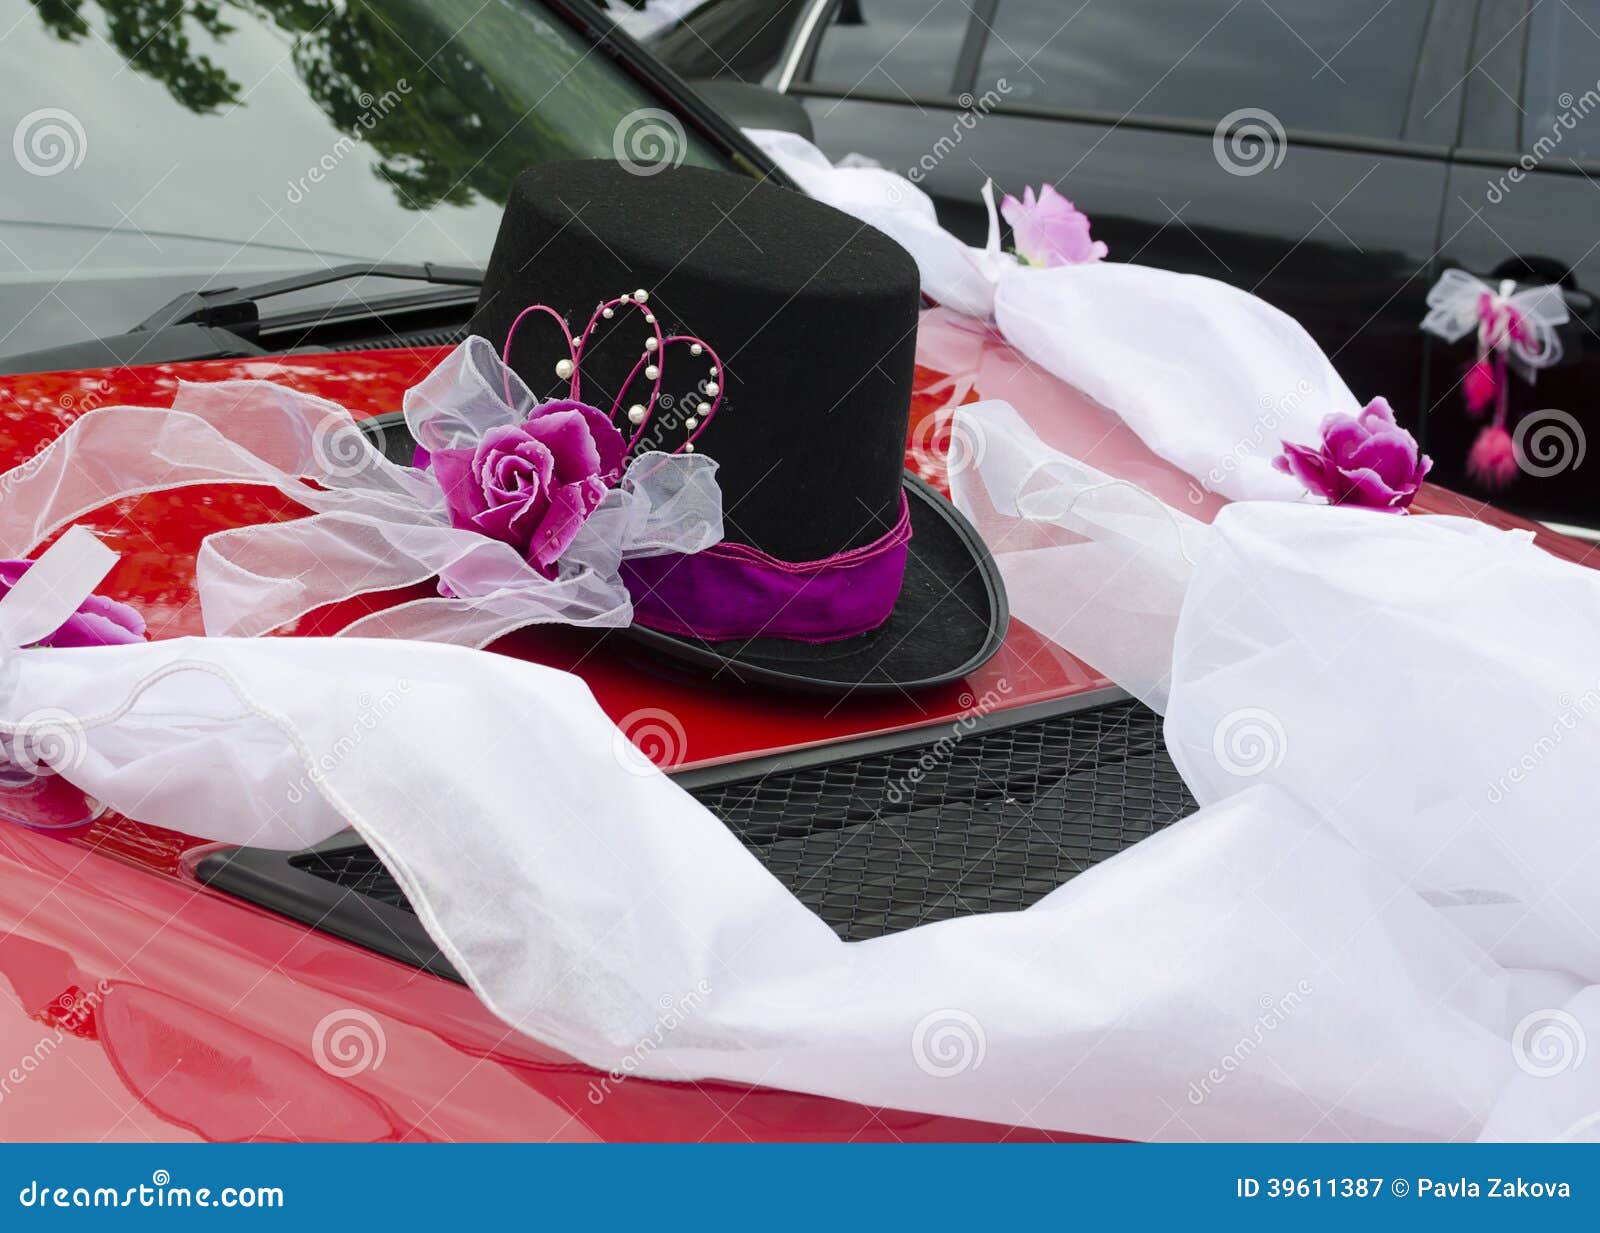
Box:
949, 400, 1208, 713
0, 337, 722, 647
1421, 267, 1568, 377
747, 128, 1351, 502
0, 526, 119, 657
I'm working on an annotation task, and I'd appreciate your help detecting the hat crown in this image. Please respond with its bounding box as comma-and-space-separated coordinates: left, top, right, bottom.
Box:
470, 161, 922, 562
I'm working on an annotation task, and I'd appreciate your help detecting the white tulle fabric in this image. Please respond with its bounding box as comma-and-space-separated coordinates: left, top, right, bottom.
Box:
0, 337, 721, 647
746, 128, 1356, 502
6, 472, 1600, 1140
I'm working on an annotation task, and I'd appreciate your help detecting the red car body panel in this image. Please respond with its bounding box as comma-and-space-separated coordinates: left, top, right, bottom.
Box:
0, 335, 1591, 1141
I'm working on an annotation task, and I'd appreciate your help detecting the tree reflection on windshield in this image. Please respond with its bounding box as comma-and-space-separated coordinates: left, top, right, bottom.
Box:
25, 0, 669, 212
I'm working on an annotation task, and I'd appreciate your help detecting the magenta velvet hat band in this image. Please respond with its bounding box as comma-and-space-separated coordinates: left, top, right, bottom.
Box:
621, 494, 912, 644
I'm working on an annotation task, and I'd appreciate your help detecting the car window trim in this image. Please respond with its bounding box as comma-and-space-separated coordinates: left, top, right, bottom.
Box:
1449, 147, 1600, 176
776, 0, 839, 91
783, 83, 1456, 160
1456, 0, 1530, 152
951, 0, 997, 98
1403, 0, 1476, 148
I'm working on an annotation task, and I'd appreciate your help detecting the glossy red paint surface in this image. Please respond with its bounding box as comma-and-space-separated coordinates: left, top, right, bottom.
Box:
0, 327, 1590, 1141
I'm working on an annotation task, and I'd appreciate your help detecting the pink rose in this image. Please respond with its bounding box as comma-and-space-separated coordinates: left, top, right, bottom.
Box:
1000, 184, 1107, 267
431, 399, 627, 576
1273, 397, 1432, 513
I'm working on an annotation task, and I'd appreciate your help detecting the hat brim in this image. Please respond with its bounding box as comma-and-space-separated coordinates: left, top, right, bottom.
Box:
615, 473, 1008, 694
360, 415, 1007, 694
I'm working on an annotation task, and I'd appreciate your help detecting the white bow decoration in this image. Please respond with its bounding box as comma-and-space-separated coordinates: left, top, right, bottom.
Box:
0, 338, 723, 649
1421, 268, 1569, 379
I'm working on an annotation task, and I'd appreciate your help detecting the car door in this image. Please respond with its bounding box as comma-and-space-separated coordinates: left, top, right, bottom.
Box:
1429, 0, 1600, 529
785, 0, 1470, 459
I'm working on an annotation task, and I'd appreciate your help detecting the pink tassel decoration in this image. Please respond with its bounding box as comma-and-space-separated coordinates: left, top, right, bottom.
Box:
1463, 358, 1497, 417
1467, 423, 1517, 488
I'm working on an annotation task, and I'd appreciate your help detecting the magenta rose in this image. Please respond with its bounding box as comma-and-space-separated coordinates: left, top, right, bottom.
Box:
1001, 184, 1108, 267
0, 560, 145, 647
1273, 397, 1432, 513
430, 399, 627, 576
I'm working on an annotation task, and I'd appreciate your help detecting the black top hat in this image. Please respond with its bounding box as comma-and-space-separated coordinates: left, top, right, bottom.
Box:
469, 160, 1006, 693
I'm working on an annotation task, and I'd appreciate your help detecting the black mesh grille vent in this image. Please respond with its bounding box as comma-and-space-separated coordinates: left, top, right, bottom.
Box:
229, 698, 1193, 955
697, 699, 1191, 939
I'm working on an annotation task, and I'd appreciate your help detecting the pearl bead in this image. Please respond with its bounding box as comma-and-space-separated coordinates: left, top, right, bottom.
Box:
644, 338, 658, 352
689, 343, 703, 356
602, 307, 614, 319
618, 292, 631, 302
644, 313, 655, 324
634, 289, 649, 303
628, 404, 647, 425
683, 441, 695, 453
686, 416, 698, 429
645, 364, 659, 380
704, 381, 719, 397
554, 358, 574, 380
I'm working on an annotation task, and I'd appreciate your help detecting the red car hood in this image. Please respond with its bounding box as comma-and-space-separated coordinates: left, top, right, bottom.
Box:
0, 338, 1590, 1142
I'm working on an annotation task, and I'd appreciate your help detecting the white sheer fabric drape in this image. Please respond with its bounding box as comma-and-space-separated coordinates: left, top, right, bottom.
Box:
5, 482, 1598, 1139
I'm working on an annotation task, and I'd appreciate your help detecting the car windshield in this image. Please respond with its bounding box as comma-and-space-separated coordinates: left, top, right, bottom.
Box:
0, 0, 730, 364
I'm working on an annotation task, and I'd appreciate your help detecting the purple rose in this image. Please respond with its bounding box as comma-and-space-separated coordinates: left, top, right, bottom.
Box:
430, 399, 627, 576
0, 560, 145, 647
1273, 397, 1432, 513
1000, 184, 1108, 267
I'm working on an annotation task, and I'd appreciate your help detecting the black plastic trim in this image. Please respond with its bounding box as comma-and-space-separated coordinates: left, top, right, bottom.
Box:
196, 835, 464, 982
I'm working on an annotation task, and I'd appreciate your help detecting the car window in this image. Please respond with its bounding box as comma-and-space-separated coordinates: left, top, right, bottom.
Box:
1523, 0, 1600, 161
973, 0, 1432, 140
806, 0, 972, 99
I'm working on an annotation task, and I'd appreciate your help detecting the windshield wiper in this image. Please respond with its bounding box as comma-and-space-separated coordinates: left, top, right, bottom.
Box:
0, 262, 484, 376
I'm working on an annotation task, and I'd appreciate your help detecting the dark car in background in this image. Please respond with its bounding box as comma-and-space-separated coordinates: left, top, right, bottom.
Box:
643, 0, 1600, 532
